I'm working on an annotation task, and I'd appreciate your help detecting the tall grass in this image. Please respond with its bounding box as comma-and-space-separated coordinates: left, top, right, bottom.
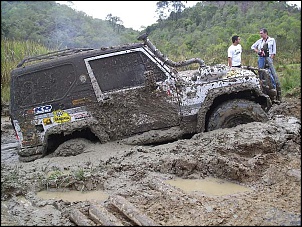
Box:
244, 53, 301, 98
278, 64, 301, 97
1, 38, 54, 104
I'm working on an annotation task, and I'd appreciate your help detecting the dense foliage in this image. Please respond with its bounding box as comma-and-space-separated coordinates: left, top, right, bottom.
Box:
147, 1, 301, 65
1, 1, 300, 63
1, 1, 301, 102
1, 1, 139, 49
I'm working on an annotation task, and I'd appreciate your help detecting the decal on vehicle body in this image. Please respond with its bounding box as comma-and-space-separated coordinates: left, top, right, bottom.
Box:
73, 112, 91, 120
12, 120, 23, 144
72, 98, 90, 106
53, 110, 71, 123
34, 105, 52, 115
43, 118, 52, 125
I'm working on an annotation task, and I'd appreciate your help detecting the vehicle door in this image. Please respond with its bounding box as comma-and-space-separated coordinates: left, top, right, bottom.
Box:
84, 48, 180, 140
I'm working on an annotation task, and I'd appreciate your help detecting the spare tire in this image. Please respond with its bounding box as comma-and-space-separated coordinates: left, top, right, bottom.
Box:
207, 99, 268, 131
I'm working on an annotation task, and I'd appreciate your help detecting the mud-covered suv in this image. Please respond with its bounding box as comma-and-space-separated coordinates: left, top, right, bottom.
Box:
10, 34, 277, 162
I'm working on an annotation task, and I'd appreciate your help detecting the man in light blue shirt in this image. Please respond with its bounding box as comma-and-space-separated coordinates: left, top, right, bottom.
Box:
251, 28, 281, 101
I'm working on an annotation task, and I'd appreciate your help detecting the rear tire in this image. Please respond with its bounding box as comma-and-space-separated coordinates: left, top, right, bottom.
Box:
207, 99, 268, 131
52, 138, 92, 157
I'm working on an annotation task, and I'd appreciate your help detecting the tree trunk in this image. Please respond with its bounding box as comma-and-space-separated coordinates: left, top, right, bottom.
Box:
69, 209, 96, 226
109, 195, 158, 226
89, 204, 124, 226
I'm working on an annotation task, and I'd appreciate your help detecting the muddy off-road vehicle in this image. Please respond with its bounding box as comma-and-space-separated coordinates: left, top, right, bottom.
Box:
10, 34, 278, 162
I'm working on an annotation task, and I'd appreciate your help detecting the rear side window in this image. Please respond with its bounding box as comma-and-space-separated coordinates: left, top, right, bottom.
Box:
14, 64, 76, 108
88, 51, 166, 92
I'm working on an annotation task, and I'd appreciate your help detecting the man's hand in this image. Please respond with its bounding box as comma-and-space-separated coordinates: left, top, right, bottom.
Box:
258, 49, 265, 57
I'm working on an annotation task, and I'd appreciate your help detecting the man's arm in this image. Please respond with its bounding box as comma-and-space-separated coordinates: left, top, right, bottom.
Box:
228, 57, 232, 67
227, 47, 232, 67
251, 39, 261, 53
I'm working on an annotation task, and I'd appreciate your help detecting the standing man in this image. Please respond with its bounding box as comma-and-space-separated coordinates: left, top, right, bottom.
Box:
228, 35, 242, 68
251, 28, 281, 101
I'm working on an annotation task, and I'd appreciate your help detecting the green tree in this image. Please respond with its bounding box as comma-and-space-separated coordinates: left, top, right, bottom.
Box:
156, 1, 186, 21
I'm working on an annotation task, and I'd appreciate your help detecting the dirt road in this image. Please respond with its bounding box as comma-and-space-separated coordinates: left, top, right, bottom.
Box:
1, 96, 301, 226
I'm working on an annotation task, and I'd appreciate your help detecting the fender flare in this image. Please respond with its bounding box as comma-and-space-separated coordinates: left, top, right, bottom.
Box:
41, 117, 109, 156
196, 83, 272, 133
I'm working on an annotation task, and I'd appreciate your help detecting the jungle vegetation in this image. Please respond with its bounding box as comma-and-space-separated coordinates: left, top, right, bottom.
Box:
1, 1, 301, 103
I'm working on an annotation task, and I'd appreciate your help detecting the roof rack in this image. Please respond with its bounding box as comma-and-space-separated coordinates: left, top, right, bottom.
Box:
16, 48, 95, 68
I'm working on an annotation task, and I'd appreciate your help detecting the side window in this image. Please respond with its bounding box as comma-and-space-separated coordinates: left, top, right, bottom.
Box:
141, 53, 167, 82
88, 51, 167, 92
15, 64, 76, 107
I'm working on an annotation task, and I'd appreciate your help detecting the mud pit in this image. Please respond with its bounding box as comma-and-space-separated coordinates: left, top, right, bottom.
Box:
1, 96, 301, 226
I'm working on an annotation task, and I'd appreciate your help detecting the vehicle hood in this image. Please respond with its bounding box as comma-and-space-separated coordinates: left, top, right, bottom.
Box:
177, 64, 257, 82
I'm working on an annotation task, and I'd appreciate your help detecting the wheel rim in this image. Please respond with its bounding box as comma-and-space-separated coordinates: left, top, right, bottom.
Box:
221, 114, 254, 128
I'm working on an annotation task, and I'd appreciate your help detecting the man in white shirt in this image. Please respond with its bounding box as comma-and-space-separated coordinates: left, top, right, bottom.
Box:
228, 35, 242, 68
251, 28, 281, 101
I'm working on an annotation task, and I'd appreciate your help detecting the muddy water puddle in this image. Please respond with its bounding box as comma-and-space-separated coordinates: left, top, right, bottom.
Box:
166, 177, 252, 196
37, 189, 108, 203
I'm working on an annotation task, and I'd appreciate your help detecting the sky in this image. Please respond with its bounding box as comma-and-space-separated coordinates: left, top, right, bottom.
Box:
56, 1, 301, 31
56, 1, 199, 31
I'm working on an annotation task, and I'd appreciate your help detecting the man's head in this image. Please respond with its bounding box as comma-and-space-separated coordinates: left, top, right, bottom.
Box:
232, 35, 240, 44
260, 28, 268, 39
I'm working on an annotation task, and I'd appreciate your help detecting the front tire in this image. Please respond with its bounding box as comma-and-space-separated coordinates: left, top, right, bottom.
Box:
206, 99, 268, 131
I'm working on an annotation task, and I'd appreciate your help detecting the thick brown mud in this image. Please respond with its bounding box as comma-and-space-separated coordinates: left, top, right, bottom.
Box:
1, 97, 301, 226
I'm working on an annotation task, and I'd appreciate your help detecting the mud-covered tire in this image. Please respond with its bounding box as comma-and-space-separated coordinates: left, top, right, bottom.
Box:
19, 154, 43, 162
52, 138, 92, 157
207, 99, 268, 131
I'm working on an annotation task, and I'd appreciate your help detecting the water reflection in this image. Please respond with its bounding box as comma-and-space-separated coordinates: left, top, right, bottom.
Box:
37, 189, 108, 202
166, 177, 252, 196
